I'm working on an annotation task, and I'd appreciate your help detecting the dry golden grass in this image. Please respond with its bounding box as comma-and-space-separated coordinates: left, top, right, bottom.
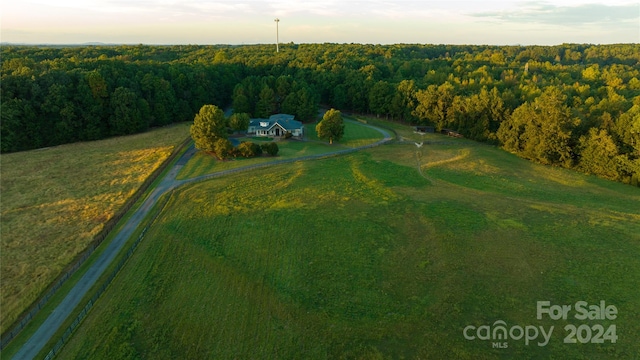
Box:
0, 123, 190, 333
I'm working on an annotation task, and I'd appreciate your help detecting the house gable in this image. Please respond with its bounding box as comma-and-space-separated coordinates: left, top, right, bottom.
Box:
248, 114, 304, 137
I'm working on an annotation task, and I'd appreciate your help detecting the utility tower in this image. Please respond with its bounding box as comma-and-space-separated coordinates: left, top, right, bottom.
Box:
274, 18, 280, 53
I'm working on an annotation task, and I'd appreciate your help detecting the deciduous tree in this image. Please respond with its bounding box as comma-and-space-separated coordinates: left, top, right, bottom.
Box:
414, 82, 454, 130
228, 113, 250, 132
316, 108, 344, 144
497, 87, 578, 166
190, 104, 227, 152
578, 128, 620, 180
109, 87, 147, 136
369, 80, 393, 118
213, 138, 234, 160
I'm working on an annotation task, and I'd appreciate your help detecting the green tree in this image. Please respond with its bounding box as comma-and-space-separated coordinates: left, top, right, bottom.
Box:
232, 84, 251, 114
86, 70, 109, 101
614, 103, 640, 154
251, 142, 263, 156
316, 108, 344, 144
331, 84, 348, 110
578, 128, 620, 180
280, 85, 318, 122
390, 79, 416, 122
345, 71, 369, 112
109, 87, 147, 136
446, 87, 506, 142
0, 99, 32, 152
413, 82, 454, 130
261, 142, 279, 156
295, 87, 318, 122
213, 138, 234, 160
255, 85, 276, 118
237, 142, 253, 157
190, 104, 227, 152
497, 87, 578, 166
228, 113, 250, 132
140, 74, 176, 127
280, 92, 298, 116
369, 80, 393, 118
275, 75, 292, 108
582, 64, 601, 82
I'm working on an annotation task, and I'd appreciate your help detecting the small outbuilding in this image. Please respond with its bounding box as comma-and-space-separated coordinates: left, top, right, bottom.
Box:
415, 126, 435, 133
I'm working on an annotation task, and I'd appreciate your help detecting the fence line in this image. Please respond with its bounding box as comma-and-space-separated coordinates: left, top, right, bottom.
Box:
42, 190, 174, 360
39, 134, 393, 358
6, 122, 392, 354
0, 137, 191, 350
181, 135, 393, 188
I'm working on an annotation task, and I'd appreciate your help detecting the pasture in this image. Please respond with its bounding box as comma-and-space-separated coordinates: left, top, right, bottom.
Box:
57, 121, 639, 359
176, 119, 384, 180
0, 123, 190, 333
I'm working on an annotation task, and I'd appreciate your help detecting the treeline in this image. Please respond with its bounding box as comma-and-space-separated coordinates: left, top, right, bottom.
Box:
1, 49, 239, 150
1, 43, 639, 184
232, 75, 319, 122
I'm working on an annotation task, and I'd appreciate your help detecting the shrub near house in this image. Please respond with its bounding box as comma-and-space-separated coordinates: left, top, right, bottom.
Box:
236, 141, 277, 157
236, 142, 264, 157
262, 142, 279, 156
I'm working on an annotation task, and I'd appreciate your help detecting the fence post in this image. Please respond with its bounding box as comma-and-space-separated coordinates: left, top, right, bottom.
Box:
0, 136, 191, 350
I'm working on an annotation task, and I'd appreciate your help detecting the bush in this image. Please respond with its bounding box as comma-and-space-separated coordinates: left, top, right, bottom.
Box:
237, 141, 264, 158
251, 142, 263, 156
261, 142, 279, 156
213, 138, 234, 160
237, 142, 255, 157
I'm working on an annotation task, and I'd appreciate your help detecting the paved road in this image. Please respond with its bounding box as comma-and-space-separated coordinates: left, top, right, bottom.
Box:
12, 121, 392, 359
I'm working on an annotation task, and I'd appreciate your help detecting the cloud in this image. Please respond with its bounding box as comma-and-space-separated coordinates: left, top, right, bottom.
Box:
471, 2, 639, 27
51, 0, 260, 20
267, 0, 343, 17
3, 0, 637, 44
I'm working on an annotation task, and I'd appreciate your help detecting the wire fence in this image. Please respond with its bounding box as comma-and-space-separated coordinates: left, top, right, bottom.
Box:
0, 137, 191, 351
180, 131, 394, 187
42, 189, 173, 360
6, 124, 393, 355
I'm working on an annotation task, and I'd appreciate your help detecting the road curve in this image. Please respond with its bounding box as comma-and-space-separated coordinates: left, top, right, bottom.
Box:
12, 120, 392, 359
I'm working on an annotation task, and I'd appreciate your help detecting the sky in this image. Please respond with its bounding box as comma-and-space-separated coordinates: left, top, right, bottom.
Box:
1, 0, 639, 45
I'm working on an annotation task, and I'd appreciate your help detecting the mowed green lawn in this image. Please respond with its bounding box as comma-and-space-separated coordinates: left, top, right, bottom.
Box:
176, 120, 384, 180
58, 128, 639, 359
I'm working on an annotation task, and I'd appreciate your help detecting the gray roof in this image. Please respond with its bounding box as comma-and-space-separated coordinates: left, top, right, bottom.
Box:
249, 114, 302, 131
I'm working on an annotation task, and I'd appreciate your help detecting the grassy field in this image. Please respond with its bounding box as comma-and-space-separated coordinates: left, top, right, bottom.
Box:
0, 123, 190, 333
58, 121, 639, 359
176, 120, 384, 180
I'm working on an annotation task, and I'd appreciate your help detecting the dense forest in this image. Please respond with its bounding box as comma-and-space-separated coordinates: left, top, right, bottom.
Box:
1, 43, 639, 185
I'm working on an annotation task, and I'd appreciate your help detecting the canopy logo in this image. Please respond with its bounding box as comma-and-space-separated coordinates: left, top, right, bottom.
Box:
463, 320, 553, 348
463, 300, 618, 348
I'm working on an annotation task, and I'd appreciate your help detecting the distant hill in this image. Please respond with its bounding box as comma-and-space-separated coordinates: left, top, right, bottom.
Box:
2, 42, 123, 47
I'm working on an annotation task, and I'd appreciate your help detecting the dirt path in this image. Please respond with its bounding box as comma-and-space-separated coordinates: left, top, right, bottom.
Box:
12, 123, 392, 359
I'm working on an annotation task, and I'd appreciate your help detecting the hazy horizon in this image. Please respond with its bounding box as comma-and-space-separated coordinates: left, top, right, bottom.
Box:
2, 1, 639, 46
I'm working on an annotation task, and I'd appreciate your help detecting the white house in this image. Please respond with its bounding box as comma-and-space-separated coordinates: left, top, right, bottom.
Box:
247, 114, 304, 138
